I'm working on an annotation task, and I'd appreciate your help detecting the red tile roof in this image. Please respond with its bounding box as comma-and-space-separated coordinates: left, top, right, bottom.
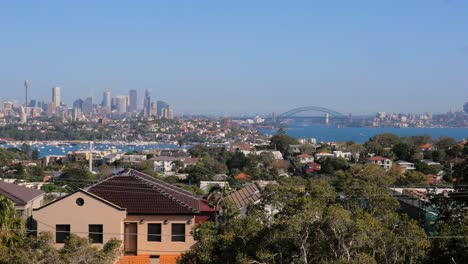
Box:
234, 172, 251, 180
367, 156, 388, 161
87, 169, 203, 215
419, 144, 433, 150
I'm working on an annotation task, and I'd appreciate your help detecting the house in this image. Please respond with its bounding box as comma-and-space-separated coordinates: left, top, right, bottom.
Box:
297, 154, 314, 164
333, 151, 352, 160
367, 156, 393, 171
0, 182, 44, 224
122, 154, 147, 164
234, 172, 251, 181
199, 181, 229, 192
226, 182, 261, 216
396, 160, 416, 173
421, 160, 441, 166
151, 156, 180, 174
418, 144, 434, 152
314, 152, 334, 160
33, 169, 215, 257
305, 162, 321, 173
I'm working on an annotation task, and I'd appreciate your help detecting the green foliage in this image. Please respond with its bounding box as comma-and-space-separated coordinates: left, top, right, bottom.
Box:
392, 142, 418, 162
317, 157, 350, 174
415, 162, 442, 175
0, 195, 25, 248
269, 133, 298, 156
395, 170, 427, 186
179, 178, 430, 264
59, 166, 96, 191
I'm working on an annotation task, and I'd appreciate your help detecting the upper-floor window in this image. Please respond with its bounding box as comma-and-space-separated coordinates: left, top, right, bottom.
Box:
171, 223, 185, 242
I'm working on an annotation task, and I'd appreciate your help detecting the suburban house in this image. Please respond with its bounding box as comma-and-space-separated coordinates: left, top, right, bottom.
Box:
32, 169, 215, 259
297, 154, 314, 164
396, 160, 416, 173
367, 156, 393, 171
305, 162, 321, 173
0, 181, 44, 225
314, 152, 334, 160
333, 151, 352, 160
151, 156, 180, 174
418, 144, 434, 152
199, 181, 229, 192
226, 182, 262, 216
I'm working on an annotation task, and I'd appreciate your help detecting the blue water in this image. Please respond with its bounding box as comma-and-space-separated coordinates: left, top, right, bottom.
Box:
260, 124, 468, 143
1, 143, 183, 158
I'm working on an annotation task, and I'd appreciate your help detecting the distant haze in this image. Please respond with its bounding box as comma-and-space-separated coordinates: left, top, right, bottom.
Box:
0, 1, 467, 115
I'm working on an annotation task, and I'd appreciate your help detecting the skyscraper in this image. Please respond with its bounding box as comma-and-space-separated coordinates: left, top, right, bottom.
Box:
82, 97, 93, 115
156, 100, 168, 118
129, 90, 137, 112
116, 96, 127, 114
52, 87, 61, 108
102, 90, 111, 109
143, 89, 151, 117
24, 80, 29, 108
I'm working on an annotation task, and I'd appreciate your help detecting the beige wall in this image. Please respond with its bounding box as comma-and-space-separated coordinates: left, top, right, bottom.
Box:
124, 215, 196, 255
14, 194, 44, 219
33, 191, 127, 248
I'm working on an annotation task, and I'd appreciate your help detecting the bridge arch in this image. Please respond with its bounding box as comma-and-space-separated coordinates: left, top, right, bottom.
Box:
276, 106, 346, 123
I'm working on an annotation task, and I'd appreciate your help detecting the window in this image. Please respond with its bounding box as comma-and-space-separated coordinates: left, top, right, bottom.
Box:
171, 224, 185, 242
76, 198, 84, 206
147, 223, 162, 242
89, 225, 103, 243
56, 225, 70, 243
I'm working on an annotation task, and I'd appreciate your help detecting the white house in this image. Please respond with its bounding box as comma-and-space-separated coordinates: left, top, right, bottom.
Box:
333, 151, 352, 160
396, 160, 416, 173
367, 156, 393, 171
297, 154, 314, 164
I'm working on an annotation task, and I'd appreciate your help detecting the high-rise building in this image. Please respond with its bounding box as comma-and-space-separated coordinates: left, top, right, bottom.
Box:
129, 90, 137, 112
102, 90, 111, 109
150, 102, 157, 116
52, 87, 61, 108
156, 100, 168, 117
82, 97, 93, 115
161, 105, 174, 120
143, 89, 151, 117
116, 96, 127, 114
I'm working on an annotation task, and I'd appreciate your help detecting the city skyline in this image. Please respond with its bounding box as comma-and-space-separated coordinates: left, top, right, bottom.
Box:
1, 1, 467, 115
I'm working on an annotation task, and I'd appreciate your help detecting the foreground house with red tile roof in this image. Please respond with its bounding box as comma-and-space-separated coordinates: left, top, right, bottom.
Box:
33, 169, 215, 258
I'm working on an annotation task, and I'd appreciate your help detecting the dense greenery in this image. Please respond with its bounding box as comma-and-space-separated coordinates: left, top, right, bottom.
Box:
179, 172, 431, 264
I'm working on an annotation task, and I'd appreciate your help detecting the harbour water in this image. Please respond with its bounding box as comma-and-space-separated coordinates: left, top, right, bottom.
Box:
259, 124, 468, 143
0, 142, 182, 158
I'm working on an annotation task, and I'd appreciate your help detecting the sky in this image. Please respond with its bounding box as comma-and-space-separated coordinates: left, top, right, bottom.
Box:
0, 0, 467, 116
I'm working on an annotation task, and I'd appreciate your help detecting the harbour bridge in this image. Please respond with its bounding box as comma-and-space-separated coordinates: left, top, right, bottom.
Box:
270, 106, 348, 125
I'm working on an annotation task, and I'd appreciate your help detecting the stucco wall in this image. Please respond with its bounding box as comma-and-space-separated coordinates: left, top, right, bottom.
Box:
124, 215, 196, 255
33, 191, 127, 248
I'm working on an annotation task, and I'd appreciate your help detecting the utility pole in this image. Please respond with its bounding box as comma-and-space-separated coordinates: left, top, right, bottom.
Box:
89, 141, 93, 172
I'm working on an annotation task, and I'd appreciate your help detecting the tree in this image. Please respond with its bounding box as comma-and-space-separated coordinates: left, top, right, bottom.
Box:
60, 166, 96, 191
0, 195, 24, 248
395, 170, 427, 186
269, 133, 298, 156
31, 149, 40, 160
370, 133, 400, 148
317, 158, 350, 175
392, 142, 417, 162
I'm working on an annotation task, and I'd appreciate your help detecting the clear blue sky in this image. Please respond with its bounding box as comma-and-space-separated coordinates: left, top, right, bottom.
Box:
1, 0, 467, 115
